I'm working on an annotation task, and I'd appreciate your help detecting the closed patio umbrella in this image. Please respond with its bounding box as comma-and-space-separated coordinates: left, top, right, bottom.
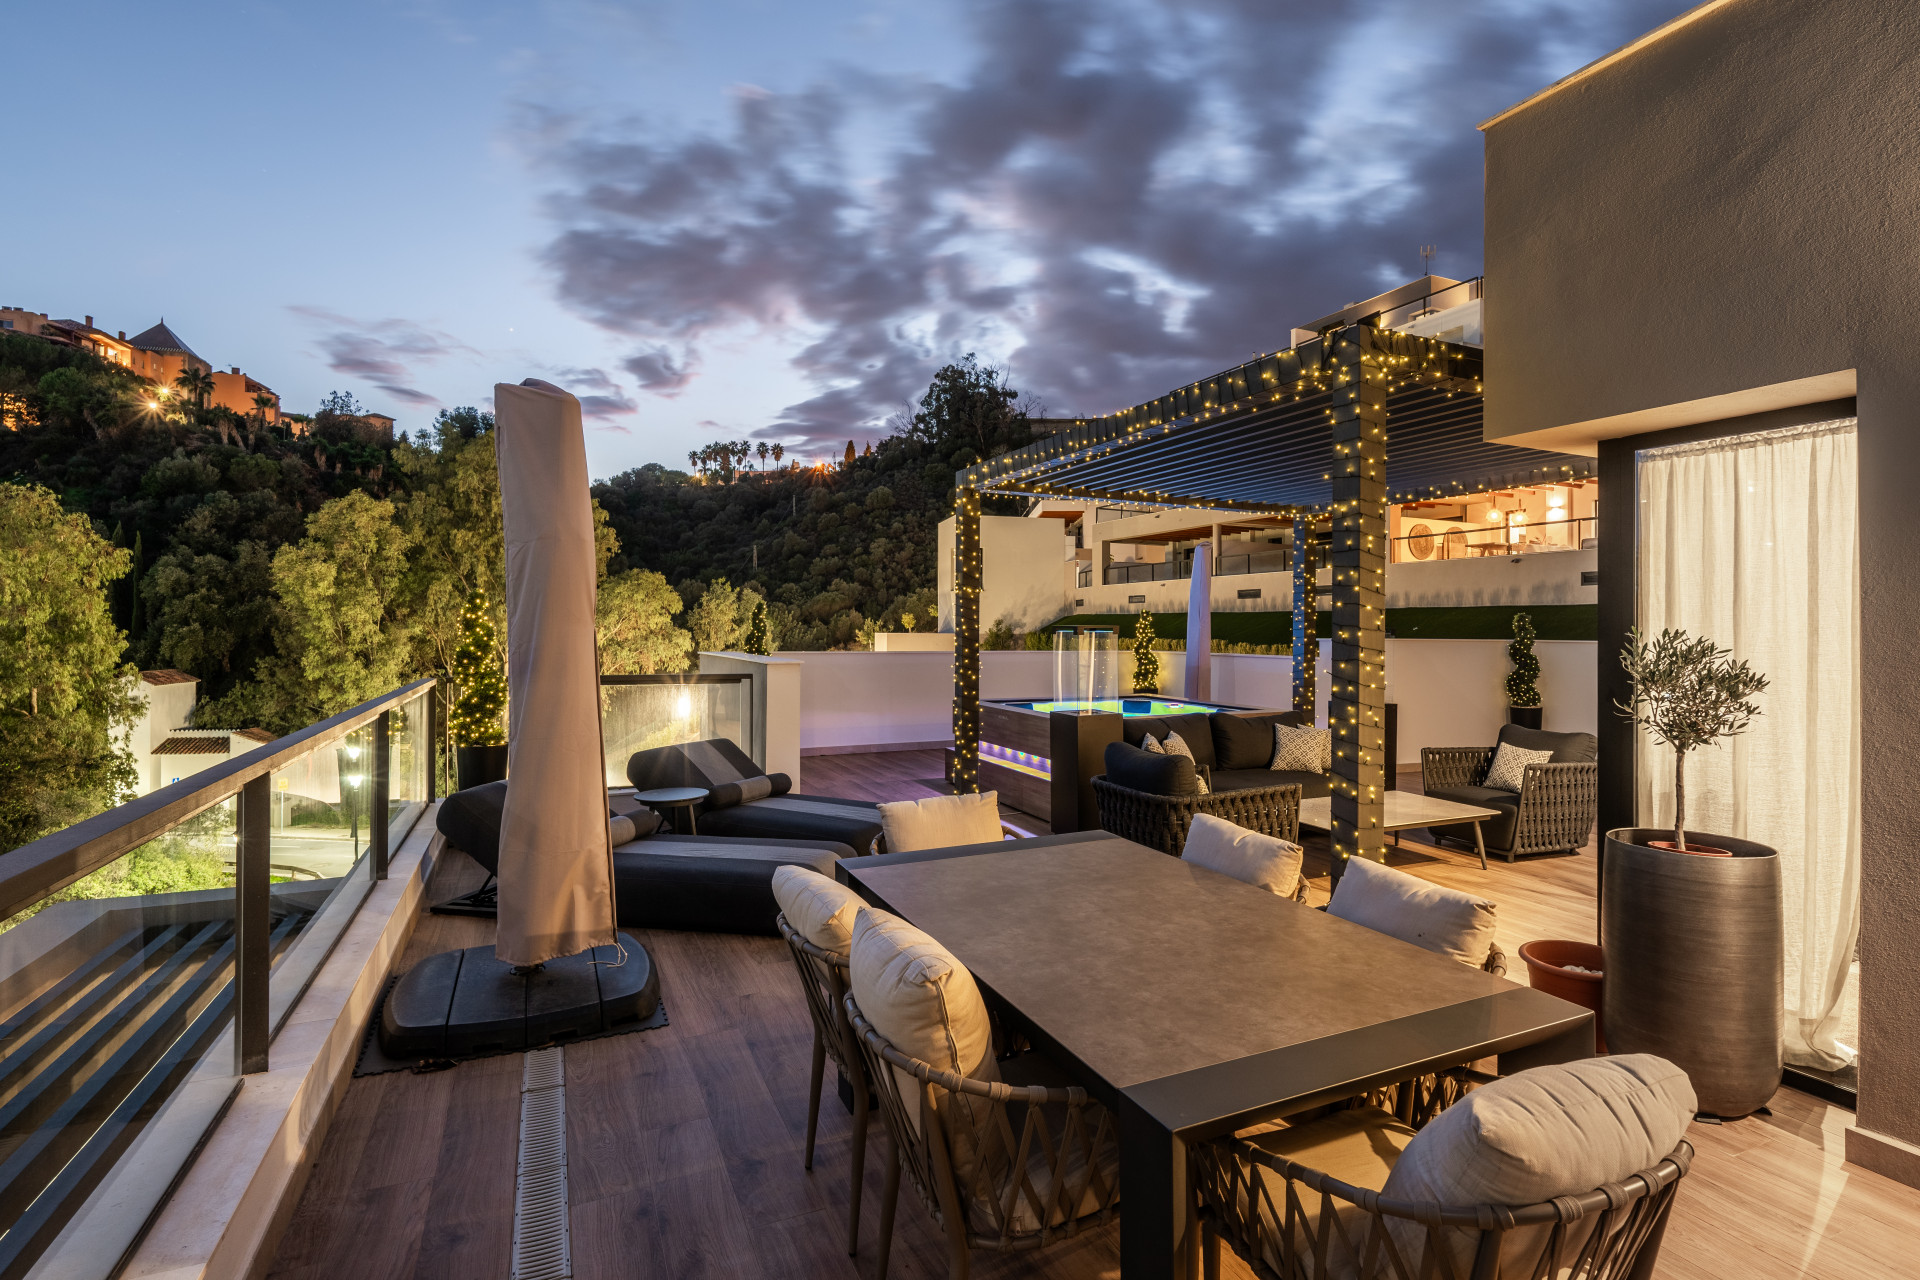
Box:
1185, 542, 1212, 701
493, 379, 617, 966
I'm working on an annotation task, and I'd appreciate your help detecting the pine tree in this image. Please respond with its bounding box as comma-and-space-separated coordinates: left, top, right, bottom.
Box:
1506, 611, 1541, 707
449, 589, 507, 746
743, 598, 771, 656
1132, 611, 1160, 693
844, 440, 856, 466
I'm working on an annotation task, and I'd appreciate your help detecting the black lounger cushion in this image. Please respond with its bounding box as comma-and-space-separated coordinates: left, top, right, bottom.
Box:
1104, 740, 1199, 797
437, 780, 661, 876
612, 835, 855, 935
706, 772, 794, 809
695, 793, 884, 855
627, 738, 764, 792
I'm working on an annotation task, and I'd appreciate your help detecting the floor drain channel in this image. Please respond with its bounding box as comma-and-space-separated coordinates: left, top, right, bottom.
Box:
511, 1046, 571, 1280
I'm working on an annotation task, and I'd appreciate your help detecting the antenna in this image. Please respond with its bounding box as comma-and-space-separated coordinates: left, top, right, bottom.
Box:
1419, 245, 1436, 277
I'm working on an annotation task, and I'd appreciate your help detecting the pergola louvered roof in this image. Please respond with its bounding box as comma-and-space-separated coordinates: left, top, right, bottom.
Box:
960, 327, 1592, 513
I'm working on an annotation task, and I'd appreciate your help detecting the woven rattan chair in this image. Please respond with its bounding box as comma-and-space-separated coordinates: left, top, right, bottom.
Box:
1420, 747, 1597, 862
844, 994, 1120, 1280
776, 913, 871, 1255
1093, 775, 1301, 856
1193, 1083, 1693, 1280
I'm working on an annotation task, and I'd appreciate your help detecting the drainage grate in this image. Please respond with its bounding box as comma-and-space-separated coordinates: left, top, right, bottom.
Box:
511, 1046, 571, 1280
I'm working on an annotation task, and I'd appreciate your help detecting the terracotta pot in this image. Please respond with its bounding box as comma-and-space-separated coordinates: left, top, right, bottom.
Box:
1508, 705, 1543, 730
1648, 839, 1733, 857
455, 743, 509, 791
1519, 940, 1607, 1053
1602, 828, 1783, 1118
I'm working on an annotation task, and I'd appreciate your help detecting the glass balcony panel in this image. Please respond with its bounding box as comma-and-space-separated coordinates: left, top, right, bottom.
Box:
599, 679, 753, 787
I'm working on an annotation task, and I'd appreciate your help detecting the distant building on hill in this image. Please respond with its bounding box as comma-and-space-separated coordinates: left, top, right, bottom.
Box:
211, 366, 281, 423
126, 320, 212, 386
2, 307, 284, 426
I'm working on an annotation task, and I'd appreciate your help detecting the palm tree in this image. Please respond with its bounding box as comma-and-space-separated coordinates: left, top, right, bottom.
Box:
173, 365, 215, 413
756, 441, 770, 471
772, 442, 784, 467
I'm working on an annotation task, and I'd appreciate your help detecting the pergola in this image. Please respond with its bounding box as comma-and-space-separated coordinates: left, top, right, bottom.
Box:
950, 324, 1591, 879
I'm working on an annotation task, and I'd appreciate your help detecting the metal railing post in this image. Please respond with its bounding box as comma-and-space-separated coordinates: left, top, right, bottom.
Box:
371, 712, 390, 880
236, 774, 271, 1074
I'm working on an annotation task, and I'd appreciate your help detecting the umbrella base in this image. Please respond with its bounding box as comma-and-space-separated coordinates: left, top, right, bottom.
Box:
379, 933, 659, 1062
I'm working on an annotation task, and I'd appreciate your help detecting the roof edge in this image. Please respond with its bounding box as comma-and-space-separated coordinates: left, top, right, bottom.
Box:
1479, 0, 1738, 131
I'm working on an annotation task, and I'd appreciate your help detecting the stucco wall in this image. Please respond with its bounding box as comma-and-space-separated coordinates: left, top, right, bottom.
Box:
1385, 549, 1594, 609
1482, 0, 1920, 1158
936, 514, 1072, 632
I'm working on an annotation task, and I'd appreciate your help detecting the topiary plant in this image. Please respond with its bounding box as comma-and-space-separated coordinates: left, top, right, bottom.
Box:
742, 597, 771, 655
1616, 627, 1768, 851
1132, 611, 1161, 693
449, 589, 507, 747
1506, 611, 1541, 707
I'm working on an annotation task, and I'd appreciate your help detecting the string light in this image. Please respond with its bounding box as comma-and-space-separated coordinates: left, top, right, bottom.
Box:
449, 588, 507, 748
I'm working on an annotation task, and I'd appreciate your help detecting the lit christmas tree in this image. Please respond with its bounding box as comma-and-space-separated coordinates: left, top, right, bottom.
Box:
743, 597, 771, 655
1132, 611, 1160, 693
1506, 611, 1541, 708
449, 589, 507, 746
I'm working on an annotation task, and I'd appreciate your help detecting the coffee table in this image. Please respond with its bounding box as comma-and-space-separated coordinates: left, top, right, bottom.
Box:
1298, 790, 1501, 869
633, 786, 708, 835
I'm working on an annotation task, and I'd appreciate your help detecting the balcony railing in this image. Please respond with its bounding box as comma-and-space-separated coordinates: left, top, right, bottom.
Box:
1391, 514, 1595, 563
1101, 546, 1292, 586
0, 679, 435, 1278
599, 674, 752, 788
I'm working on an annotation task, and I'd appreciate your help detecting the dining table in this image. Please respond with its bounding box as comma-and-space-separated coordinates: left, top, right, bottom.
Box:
838, 830, 1593, 1280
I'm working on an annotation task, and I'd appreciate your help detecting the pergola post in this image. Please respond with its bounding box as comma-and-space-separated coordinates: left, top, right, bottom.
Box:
1290, 521, 1318, 719
1327, 326, 1388, 881
951, 486, 983, 793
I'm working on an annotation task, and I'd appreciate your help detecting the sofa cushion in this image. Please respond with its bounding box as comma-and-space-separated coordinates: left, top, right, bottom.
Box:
1211, 711, 1309, 769
1381, 1056, 1695, 1272
1496, 723, 1597, 764
1483, 741, 1552, 792
1210, 767, 1333, 799
1123, 712, 1216, 768
1182, 813, 1302, 897
1269, 722, 1331, 774
708, 773, 793, 809
1104, 740, 1199, 797
611, 835, 854, 935
1423, 784, 1519, 850
696, 793, 885, 855
772, 863, 866, 952
1326, 855, 1498, 968
878, 792, 1004, 853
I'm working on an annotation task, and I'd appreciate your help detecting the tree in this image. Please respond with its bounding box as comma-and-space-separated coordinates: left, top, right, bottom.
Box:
597, 570, 694, 674
261, 491, 415, 728
908, 353, 1027, 458
392, 408, 503, 684
685, 578, 747, 653
1617, 627, 1769, 851
448, 588, 507, 746
742, 596, 771, 655
174, 365, 215, 412
843, 440, 856, 466
1506, 612, 1540, 707
0, 484, 139, 851
1132, 611, 1161, 693
756, 441, 770, 471
252, 392, 276, 434
772, 443, 784, 467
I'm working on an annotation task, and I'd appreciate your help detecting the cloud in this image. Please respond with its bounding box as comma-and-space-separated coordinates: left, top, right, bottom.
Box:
552, 365, 642, 423
287, 306, 477, 408
533, 0, 1688, 445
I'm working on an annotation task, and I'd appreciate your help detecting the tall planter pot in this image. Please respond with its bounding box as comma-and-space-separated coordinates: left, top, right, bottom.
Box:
455, 743, 509, 792
1508, 705, 1544, 730
1601, 827, 1783, 1118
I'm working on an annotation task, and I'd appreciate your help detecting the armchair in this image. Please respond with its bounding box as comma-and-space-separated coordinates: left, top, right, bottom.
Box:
1420, 724, 1598, 861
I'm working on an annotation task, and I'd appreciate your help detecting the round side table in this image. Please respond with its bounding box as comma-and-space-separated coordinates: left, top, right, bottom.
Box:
634, 786, 709, 835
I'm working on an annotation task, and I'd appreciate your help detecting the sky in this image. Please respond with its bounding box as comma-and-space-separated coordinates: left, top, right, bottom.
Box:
8, 0, 1690, 480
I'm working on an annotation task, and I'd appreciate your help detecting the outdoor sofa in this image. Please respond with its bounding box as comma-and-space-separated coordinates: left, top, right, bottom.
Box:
626, 738, 885, 854
1120, 708, 1333, 799
1420, 724, 1600, 861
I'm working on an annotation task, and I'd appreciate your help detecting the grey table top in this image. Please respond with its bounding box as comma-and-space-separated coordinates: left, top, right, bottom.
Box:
844, 834, 1587, 1134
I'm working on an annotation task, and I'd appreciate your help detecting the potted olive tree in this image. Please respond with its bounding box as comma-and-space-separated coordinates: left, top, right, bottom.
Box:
1603, 626, 1781, 1118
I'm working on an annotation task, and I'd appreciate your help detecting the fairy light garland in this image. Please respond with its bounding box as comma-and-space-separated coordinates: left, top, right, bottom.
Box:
449, 588, 507, 748
950, 486, 983, 793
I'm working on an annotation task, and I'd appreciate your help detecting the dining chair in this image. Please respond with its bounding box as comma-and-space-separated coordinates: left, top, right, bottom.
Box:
1193, 1055, 1697, 1280
771, 865, 872, 1255
844, 906, 1120, 1280
1181, 812, 1309, 902
1325, 853, 1505, 975
875, 790, 1028, 853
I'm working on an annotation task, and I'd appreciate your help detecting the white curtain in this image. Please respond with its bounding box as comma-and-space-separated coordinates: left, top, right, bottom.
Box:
1636, 419, 1860, 1071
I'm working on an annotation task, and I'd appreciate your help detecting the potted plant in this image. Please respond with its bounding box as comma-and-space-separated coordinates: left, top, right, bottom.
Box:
1505, 611, 1543, 728
450, 588, 509, 791
1602, 626, 1781, 1117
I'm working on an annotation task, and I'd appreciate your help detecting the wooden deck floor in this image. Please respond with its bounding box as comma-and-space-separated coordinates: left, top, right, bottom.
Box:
265, 751, 1919, 1279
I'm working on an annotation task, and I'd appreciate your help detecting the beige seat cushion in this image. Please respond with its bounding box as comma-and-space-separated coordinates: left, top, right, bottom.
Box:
771, 864, 865, 954
1235, 1106, 1416, 1276
977, 1052, 1121, 1235
849, 907, 1002, 1189
1380, 1056, 1696, 1276
1325, 855, 1497, 968
1182, 813, 1302, 897
877, 791, 1003, 853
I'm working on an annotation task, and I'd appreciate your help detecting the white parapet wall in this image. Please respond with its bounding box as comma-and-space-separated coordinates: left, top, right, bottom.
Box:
699, 652, 803, 786
774, 640, 1595, 765
1386, 547, 1596, 608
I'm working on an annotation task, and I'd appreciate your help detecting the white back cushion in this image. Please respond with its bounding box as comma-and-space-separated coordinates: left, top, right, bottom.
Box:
1326, 856, 1497, 967
1381, 1056, 1695, 1269
772, 864, 865, 953
1182, 813, 1302, 897
877, 791, 1003, 853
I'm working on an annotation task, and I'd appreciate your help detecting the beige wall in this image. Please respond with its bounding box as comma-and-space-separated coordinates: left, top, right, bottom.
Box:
1482, 0, 1920, 1174
210, 369, 280, 422
936, 514, 1074, 633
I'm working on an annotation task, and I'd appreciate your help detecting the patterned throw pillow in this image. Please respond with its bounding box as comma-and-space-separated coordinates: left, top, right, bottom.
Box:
1270, 722, 1332, 774
1484, 742, 1553, 792
1140, 734, 1167, 754
1161, 731, 1210, 792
